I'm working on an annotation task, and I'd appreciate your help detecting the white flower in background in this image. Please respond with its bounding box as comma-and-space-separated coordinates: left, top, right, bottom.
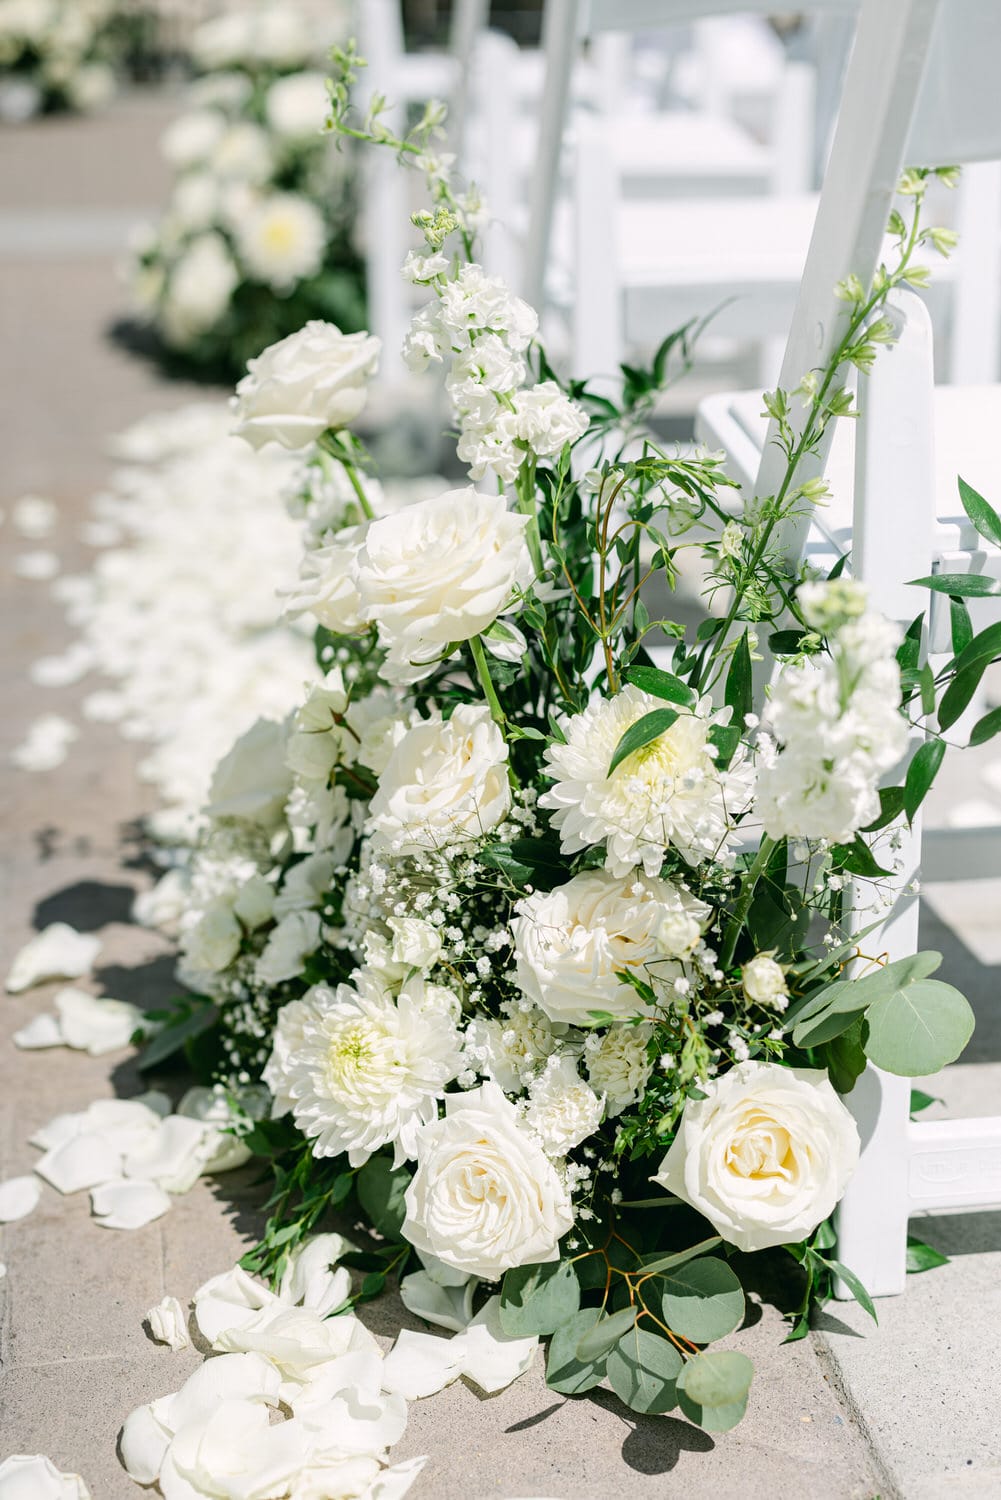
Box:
263, 997, 313, 1117
513, 868, 710, 1026
147, 1295, 190, 1351
211, 121, 273, 183
168, 171, 218, 233
368, 705, 511, 854
232, 322, 380, 451
265, 70, 328, 138
205, 715, 293, 826
273, 852, 336, 918
237, 192, 326, 290
464, 1003, 563, 1093
284, 670, 352, 782
524, 1053, 603, 1154
541, 686, 753, 877
232, 873, 275, 930
402, 248, 449, 284
355, 487, 532, 683
742, 952, 789, 1009
437, 263, 538, 352
160, 108, 226, 169
388, 916, 442, 972
182, 900, 242, 974
255, 909, 321, 986
652, 1061, 860, 1253
446, 333, 525, 415
162, 233, 239, 346
264, 970, 462, 1165
403, 1082, 574, 1280
282, 526, 367, 634
67, 60, 115, 111
586, 1023, 654, 1116
798, 577, 867, 634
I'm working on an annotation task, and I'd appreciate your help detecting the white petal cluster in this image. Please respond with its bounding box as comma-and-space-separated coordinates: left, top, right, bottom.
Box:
541, 686, 754, 876
13, 986, 144, 1056
263, 971, 463, 1166
513, 868, 710, 1025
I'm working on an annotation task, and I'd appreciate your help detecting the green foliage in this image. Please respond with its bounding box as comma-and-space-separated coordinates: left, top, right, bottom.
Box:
607, 708, 680, 776
654, 1257, 746, 1344
606, 1326, 683, 1413
138, 996, 217, 1072
906, 1234, 949, 1273
356, 1154, 409, 1241
677, 1351, 754, 1431
546, 1308, 610, 1394
864, 977, 975, 1076
499, 1259, 580, 1337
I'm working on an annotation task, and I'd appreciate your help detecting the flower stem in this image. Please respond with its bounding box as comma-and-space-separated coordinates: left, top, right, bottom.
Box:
516, 457, 545, 579
719, 835, 778, 971
468, 633, 506, 729
343, 459, 375, 521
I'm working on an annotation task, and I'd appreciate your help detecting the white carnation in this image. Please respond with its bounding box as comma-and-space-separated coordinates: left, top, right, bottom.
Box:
586, 1024, 653, 1116
524, 1053, 603, 1155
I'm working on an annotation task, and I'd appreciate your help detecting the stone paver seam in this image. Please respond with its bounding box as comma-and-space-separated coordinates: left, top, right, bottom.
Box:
810, 1329, 905, 1500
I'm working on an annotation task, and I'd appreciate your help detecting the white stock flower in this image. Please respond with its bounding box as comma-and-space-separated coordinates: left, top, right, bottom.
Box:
403, 1082, 574, 1280
237, 192, 327, 290
541, 687, 754, 877
147, 1295, 190, 1351
652, 1061, 860, 1253
513, 868, 710, 1025
586, 1023, 654, 1116
742, 953, 788, 1008
368, 705, 511, 854
262, 970, 462, 1166
355, 487, 532, 684
162, 233, 238, 346
232, 322, 380, 451
524, 1053, 603, 1154
504, 381, 588, 457
265, 70, 329, 138
254, 910, 321, 986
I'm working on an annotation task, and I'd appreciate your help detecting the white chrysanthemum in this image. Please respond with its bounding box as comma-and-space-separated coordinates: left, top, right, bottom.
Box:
524, 1053, 603, 1155
540, 687, 754, 876
513, 868, 710, 1025
586, 1024, 654, 1116
264, 971, 463, 1166
237, 192, 326, 290
464, 1002, 564, 1092
368, 705, 511, 855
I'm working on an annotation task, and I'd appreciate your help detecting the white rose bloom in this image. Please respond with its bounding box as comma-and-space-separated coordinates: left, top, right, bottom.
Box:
388, 916, 443, 972
742, 952, 789, 1008
161, 233, 238, 346
232, 322, 380, 451
284, 670, 353, 783
183, 901, 242, 973
355, 488, 532, 685
169, 171, 218, 233
265, 70, 329, 138
368, 705, 511, 854
160, 108, 226, 169
211, 121, 273, 183
282, 525, 367, 634
586, 1023, 653, 1116
263, 971, 462, 1166
403, 1082, 574, 1280
206, 715, 293, 827
540, 686, 754, 877
652, 1061, 861, 1253
232, 873, 275, 931
524, 1053, 603, 1155
237, 192, 327, 290
463, 1004, 563, 1092
147, 1294, 190, 1351
273, 852, 336, 919
255, 909, 321, 986
513, 869, 710, 1025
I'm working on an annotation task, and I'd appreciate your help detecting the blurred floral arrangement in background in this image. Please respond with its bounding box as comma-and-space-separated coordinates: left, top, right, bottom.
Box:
0, 0, 123, 121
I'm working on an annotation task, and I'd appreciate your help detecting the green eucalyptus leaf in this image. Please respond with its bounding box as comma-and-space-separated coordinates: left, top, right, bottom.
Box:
575, 1305, 637, 1362
657, 1258, 745, 1344
676, 1350, 753, 1432
793, 1005, 866, 1049
607, 708, 680, 776
499, 1258, 580, 1337
546, 1309, 609, 1394
864, 978, 975, 1076
820, 1016, 869, 1094
606, 1325, 683, 1414
637, 1236, 722, 1277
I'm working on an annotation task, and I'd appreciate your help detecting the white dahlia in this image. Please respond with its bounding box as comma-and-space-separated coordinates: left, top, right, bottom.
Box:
263, 970, 463, 1166
540, 687, 753, 876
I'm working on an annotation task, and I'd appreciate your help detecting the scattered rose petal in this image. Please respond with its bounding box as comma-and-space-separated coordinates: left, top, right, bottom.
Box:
293, 1380, 408, 1455
193, 1265, 281, 1344
5, 923, 100, 992
36, 1133, 124, 1194
0, 1175, 42, 1222
452, 1296, 539, 1394
119, 1399, 174, 1485
79, 520, 122, 547
81, 690, 126, 723
380, 1329, 464, 1401
9, 714, 78, 771
215, 1305, 380, 1375
12, 495, 57, 538
90, 1178, 171, 1230
12, 1013, 64, 1050
29, 643, 95, 688
0, 1453, 90, 1499
278, 1232, 353, 1316
0, 1264, 6, 1279
13, 549, 59, 580
147, 1295, 190, 1351
399, 1269, 476, 1334
122, 1113, 218, 1192
54, 987, 144, 1055
165, 1350, 282, 1430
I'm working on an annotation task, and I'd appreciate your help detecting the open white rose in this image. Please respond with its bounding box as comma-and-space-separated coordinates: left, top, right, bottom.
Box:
205, 715, 293, 827
355, 487, 532, 685
513, 869, 709, 1025
652, 1061, 860, 1252
403, 1082, 574, 1280
282, 525, 367, 634
232, 322, 380, 451
368, 705, 511, 855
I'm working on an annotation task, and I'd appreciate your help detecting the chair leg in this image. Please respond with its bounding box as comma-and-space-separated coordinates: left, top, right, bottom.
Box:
835, 1066, 912, 1297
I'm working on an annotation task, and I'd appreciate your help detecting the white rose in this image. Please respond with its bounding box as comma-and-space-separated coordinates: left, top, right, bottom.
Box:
652, 1062, 861, 1253
265, 70, 329, 138
742, 952, 789, 1008
389, 916, 443, 972
232, 322, 381, 452
255, 910, 322, 986
146, 1294, 190, 1351
368, 705, 511, 855
206, 715, 293, 827
403, 1082, 575, 1280
513, 869, 709, 1026
184, 901, 242, 973
160, 108, 226, 169
282, 526, 366, 634
232, 873, 275, 931
355, 487, 533, 685
161, 233, 238, 347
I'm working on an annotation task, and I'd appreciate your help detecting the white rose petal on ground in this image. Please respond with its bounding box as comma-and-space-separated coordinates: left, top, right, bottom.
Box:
292, 1377, 409, 1456
119, 1400, 174, 1485
167, 1350, 282, 1430
5, 923, 101, 992
13, 550, 59, 581
53, 988, 144, 1055
12, 1013, 64, 1049
0, 1175, 42, 1222
146, 1295, 190, 1351
278, 1232, 353, 1316
29, 643, 95, 688
35, 1133, 123, 1194
12, 494, 58, 538
453, 1296, 538, 1394
9, 715, 79, 772
0, 1453, 91, 1499
381, 1329, 464, 1400
192, 1265, 281, 1344
90, 1179, 172, 1230
123, 1114, 219, 1193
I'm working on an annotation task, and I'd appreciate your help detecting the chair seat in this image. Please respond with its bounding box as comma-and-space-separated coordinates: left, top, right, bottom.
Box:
606, 109, 772, 188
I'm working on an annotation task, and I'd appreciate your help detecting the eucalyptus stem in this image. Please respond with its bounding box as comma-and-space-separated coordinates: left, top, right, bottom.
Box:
719, 835, 778, 970
469, 633, 506, 729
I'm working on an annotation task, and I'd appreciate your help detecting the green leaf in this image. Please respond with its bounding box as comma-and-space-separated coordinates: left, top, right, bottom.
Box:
769, 628, 811, 656
676, 1350, 753, 1432
724, 631, 753, 728
909, 1087, 941, 1115
356, 1155, 409, 1240
864, 978, 975, 1076
906, 1234, 949, 1273
546, 1308, 609, 1394
606, 1325, 683, 1414
820, 1016, 869, 1094
950, 619, 1001, 676
638, 1236, 722, 1278
575, 1305, 637, 1362
904, 738, 946, 822
138, 1000, 217, 1071
949, 596, 974, 656
938, 664, 987, 731
657, 1258, 745, 1344
909, 573, 1001, 598
607, 708, 679, 776
958, 476, 1001, 548
824, 1259, 877, 1323
830, 836, 893, 878
708, 722, 741, 768
793, 1004, 866, 1049
499, 1259, 580, 1337
969, 705, 1001, 746
623, 665, 696, 708
862, 785, 906, 833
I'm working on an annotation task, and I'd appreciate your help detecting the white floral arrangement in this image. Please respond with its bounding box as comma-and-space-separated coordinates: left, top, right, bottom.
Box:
127, 15, 364, 380
0, 0, 119, 122
132, 52, 992, 1444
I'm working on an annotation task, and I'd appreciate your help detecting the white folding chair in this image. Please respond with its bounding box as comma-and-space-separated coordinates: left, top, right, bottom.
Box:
693, 0, 1001, 1296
